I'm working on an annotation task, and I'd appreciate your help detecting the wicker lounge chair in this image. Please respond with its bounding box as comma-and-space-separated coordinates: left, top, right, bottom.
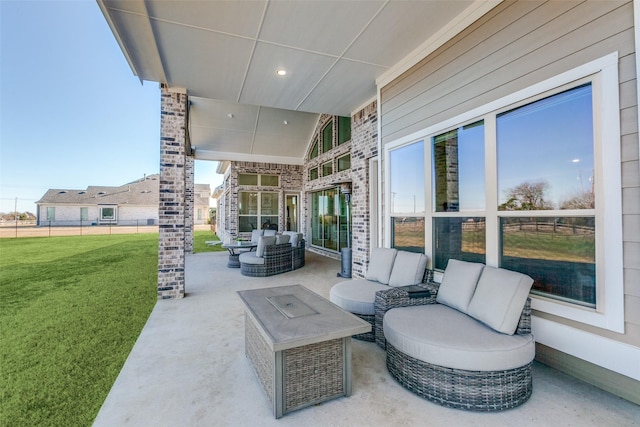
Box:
329, 248, 428, 342
377, 260, 535, 411
239, 235, 293, 277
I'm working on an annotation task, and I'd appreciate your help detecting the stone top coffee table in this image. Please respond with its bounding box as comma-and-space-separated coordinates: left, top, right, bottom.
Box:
237, 284, 371, 418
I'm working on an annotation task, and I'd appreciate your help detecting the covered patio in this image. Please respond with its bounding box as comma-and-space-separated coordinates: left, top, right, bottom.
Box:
96, 0, 640, 417
93, 251, 639, 425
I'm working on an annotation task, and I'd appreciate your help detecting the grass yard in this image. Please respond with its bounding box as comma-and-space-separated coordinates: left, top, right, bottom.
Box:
1, 234, 159, 426
192, 229, 226, 253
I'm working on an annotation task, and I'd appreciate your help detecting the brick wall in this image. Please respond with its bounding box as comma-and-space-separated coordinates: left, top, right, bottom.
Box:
219, 162, 303, 243
158, 85, 189, 300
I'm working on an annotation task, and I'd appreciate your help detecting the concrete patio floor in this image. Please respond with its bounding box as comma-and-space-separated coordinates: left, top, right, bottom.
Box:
93, 251, 640, 427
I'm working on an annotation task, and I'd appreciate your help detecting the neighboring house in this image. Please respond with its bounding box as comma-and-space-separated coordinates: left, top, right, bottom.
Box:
101, 1, 639, 404
36, 174, 211, 226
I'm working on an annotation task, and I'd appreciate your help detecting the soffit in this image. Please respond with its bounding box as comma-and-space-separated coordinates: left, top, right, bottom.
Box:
98, 0, 489, 164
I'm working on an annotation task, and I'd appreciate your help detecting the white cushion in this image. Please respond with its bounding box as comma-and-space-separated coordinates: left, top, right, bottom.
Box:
263, 229, 277, 237
388, 251, 428, 287
329, 279, 391, 315
365, 248, 398, 285
467, 266, 534, 335
275, 234, 290, 245
250, 229, 264, 244
256, 236, 276, 257
239, 252, 265, 265
435, 259, 484, 314
384, 304, 535, 371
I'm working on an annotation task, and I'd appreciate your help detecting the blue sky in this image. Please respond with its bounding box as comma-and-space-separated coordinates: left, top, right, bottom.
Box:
0, 0, 221, 213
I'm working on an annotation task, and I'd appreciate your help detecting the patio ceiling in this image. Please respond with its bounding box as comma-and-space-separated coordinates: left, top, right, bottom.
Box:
98, 0, 498, 165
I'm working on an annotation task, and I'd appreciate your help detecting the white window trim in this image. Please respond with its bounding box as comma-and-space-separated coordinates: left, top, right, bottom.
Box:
384, 52, 623, 332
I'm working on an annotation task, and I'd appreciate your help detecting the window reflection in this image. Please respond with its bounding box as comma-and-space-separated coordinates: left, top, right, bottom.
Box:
497, 84, 594, 210
433, 121, 485, 212
433, 217, 486, 270
390, 141, 425, 214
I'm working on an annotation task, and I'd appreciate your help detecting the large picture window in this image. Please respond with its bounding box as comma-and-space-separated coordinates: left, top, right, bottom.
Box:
386, 54, 623, 331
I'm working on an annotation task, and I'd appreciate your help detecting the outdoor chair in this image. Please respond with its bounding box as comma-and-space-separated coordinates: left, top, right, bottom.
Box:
239, 235, 293, 277
329, 248, 428, 342
378, 260, 535, 411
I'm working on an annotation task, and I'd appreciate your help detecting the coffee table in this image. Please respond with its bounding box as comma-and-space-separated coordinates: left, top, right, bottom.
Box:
222, 242, 257, 268
237, 285, 371, 418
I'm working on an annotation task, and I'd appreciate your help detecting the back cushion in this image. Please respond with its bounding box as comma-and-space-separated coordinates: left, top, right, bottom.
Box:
365, 248, 398, 285
435, 259, 484, 313
256, 236, 276, 257
282, 231, 302, 247
251, 229, 264, 244
388, 251, 428, 287
467, 266, 534, 334
275, 234, 290, 245
263, 229, 277, 237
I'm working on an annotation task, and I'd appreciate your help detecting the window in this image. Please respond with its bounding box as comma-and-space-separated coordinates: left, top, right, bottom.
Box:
431, 121, 486, 268
238, 174, 258, 185
322, 161, 333, 177
100, 206, 116, 221
310, 187, 349, 252
309, 138, 319, 160
322, 122, 333, 153
309, 167, 318, 181
238, 191, 278, 232
261, 175, 279, 187
337, 154, 351, 172
386, 54, 623, 331
496, 84, 595, 307
47, 207, 55, 221
337, 116, 351, 145
238, 174, 278, 186
389, 141, 425, 254
80, 207, 88, 221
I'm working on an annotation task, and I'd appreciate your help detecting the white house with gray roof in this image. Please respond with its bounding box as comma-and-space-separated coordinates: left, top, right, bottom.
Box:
36, 174, 211, 226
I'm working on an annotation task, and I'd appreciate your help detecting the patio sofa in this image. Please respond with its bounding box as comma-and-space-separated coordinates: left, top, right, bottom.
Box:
329, 248, 429, 342
239, 232, 305, 277
378, 259, 535, 411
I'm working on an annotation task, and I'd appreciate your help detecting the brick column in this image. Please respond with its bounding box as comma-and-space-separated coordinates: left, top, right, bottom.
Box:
185, 155, 194, 254
350, 101, 378, 278
158, 85, 188, 299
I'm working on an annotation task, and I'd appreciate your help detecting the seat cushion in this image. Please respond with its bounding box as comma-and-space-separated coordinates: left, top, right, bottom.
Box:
330, 279, 391, 315
384, 304, 534, 371
388, 251, 428, 287
239, 252, 265, 265
365, 248, 398, 285
435, 259, 484, 314
467, 266, 534, 335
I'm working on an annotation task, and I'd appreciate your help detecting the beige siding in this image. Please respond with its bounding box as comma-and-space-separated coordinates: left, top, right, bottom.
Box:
380, 0, 640, 348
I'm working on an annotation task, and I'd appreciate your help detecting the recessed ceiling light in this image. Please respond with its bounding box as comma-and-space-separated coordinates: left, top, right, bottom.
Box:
276, 69, 287, 76
283, 120, 288, 125
227, 113, 234, 118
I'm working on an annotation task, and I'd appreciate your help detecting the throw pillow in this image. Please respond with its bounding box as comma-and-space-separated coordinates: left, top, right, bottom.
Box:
365, 248, 398, 285
256, 236, 276, 257
467, 266, 534, 334
275, 234, 290, 245
388, 251, 428, 286
435, 259, 484, 313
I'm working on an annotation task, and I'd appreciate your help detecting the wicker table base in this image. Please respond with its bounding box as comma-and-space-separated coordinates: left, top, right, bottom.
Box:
237, 285, 370, 418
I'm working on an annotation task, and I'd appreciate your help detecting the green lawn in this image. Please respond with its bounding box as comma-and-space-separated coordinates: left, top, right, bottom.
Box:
192, 229, 226, 253
1, 234, 159, 426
